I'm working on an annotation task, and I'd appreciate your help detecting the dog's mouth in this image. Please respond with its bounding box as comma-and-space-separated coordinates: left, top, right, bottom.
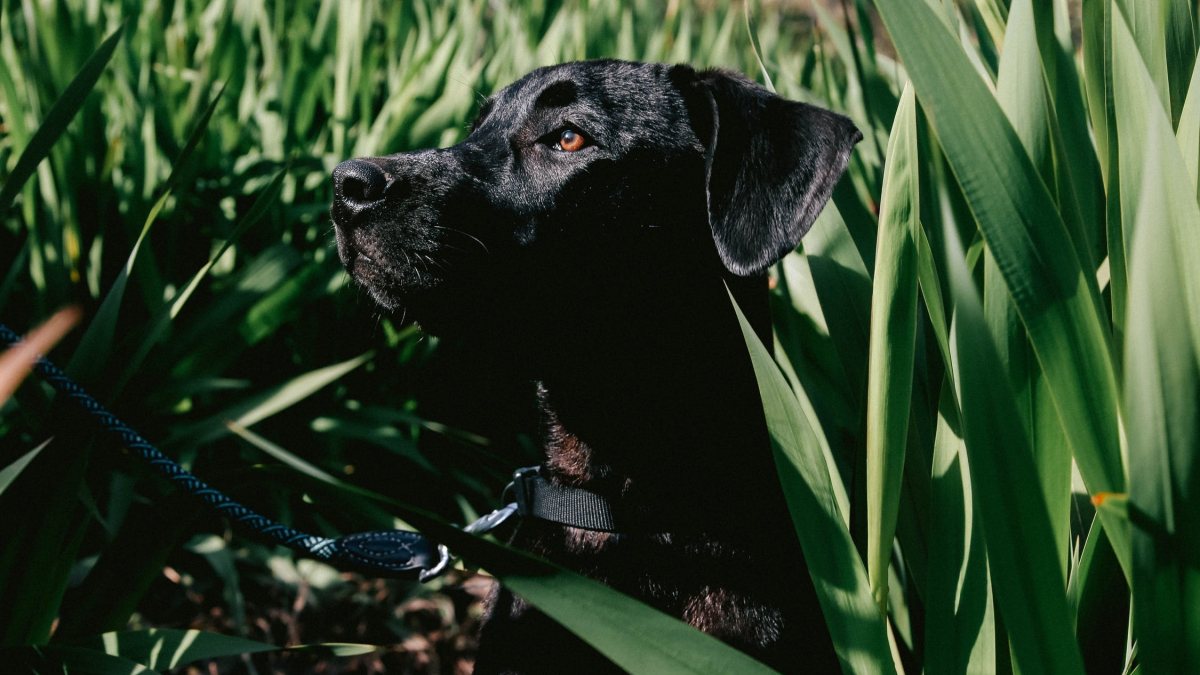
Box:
334, 219, 504, 332
334, 225, 432, 302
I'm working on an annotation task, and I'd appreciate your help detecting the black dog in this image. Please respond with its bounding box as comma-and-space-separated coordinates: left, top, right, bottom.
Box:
331, 59, 860, 673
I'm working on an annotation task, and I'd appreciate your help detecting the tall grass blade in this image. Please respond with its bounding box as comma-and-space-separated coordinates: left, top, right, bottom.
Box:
942, 217, 1086, 675
1041, 0, 1106, 267
38, 646, 163, 674
1175, 57, 1200, 198
73, 629, 279, 669
1163, 0, 1195, 126
1111, 3, 1200, 363
0, 25, 124, 215
731, 289, 895, 674
1081, 0, 1110, 172
170, 350, 373, 447
1066, 516, 1129, 671
1121, 110, 1200, 675
866, 83, 919, 616
0, 440, 50, 498
924, 381, 994, 674
65, 192, 171, 382
993, 0, 1074, 576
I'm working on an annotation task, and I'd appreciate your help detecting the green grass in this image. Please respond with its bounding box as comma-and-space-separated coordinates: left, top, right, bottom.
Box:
2, 0, 1199, 673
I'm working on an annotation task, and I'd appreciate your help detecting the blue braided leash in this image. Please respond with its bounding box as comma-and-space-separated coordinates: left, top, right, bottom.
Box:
0, 323, 458, 582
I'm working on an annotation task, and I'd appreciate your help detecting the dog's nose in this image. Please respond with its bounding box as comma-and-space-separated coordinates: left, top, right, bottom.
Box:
333, 159, 388, 217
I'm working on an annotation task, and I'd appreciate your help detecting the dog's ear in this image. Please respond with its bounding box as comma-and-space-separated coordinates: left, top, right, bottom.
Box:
675, 67, 862, 276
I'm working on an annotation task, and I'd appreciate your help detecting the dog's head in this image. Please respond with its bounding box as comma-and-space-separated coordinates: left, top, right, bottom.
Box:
331, 60, 860, 334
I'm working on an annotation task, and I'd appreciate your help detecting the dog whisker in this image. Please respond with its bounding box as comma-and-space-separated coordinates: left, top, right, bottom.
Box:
431, 224, 490, 254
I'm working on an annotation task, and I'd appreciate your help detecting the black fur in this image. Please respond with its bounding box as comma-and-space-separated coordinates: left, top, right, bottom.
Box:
330, 59, 860, 674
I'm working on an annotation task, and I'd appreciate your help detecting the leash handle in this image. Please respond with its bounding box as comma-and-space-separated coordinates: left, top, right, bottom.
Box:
0, 323, 443, 578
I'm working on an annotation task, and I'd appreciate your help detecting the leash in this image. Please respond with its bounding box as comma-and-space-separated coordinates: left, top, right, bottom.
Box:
0, 323, 624, 582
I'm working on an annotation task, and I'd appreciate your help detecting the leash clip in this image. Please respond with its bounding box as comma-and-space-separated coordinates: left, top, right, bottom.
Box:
418, 500, 521, 583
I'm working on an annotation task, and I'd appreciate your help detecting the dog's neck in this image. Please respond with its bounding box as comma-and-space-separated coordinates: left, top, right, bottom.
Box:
528, 272, 782, 532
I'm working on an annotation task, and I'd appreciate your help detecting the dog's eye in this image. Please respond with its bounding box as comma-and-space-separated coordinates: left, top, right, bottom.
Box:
555, 129, 587, 152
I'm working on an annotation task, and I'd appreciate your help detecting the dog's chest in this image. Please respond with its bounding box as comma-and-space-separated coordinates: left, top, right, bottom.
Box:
499, 519, 786, 648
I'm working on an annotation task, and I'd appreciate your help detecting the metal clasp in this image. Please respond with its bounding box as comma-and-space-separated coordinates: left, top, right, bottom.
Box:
504, 465, 540, 516
418, 476, 530, 584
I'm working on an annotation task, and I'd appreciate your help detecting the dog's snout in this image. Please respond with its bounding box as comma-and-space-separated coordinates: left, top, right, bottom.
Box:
333, 159, 388, 218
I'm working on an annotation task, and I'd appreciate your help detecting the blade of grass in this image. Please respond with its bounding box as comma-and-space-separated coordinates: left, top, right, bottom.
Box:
1113, 0, 1170, 116
1111, 2, 1200, 365
973, 0, 1007, 49
866, 83, 920, 615
992, 0, 1075, 578
731, 288, 896, 675
340, 487, 787, 674
924, 380, 995, 674
1067, 515, 1130, 671
40, 646, 163, 674
803, 201, 872, 412
1175, 56, 1200, 199
0, 440, 51, 498
942, 213, 1086, 675
1121, 110, 1200, 675
75, 629, 277, 670
1163, 0, 1194, 123
0, 24, 124, 215
168, 350, 372, 448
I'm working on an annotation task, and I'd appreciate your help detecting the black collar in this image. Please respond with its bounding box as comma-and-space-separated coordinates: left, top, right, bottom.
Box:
506, 466, 624, 532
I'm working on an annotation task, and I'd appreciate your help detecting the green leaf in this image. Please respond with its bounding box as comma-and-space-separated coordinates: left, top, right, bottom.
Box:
165, 161, 291, 321
731, 288, 896, 674
873, 0, 1129, 579
992, 0, 1075, 578
942, 215, 1086, 675
1040, 0, 1106, 270
924, 380, 995, 675
973, 0, 1008, 49
65, 189, 172, 382
1175, 57, 1200, 199
1163, 0, 1195, 126
1121, 109, 1200, 674
1067, 516, 1130, 671
498, 571, 780, 675
1081, 0, 1110, 172
1112, 0, 1170, 117
865, 83, 920, 615
42, 646, 162, 674
288, 643, 378, 656
168, 350, 373, 447
213, 458, 786, 675
803, 200, 873, 412
1111, 2, 1200, 373
0, 25, 124, 215
74, 629, 275, 670
0, 439, 50, 498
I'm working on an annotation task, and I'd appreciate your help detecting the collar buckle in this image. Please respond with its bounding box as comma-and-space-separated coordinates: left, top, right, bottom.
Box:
504, 465, 542, 516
